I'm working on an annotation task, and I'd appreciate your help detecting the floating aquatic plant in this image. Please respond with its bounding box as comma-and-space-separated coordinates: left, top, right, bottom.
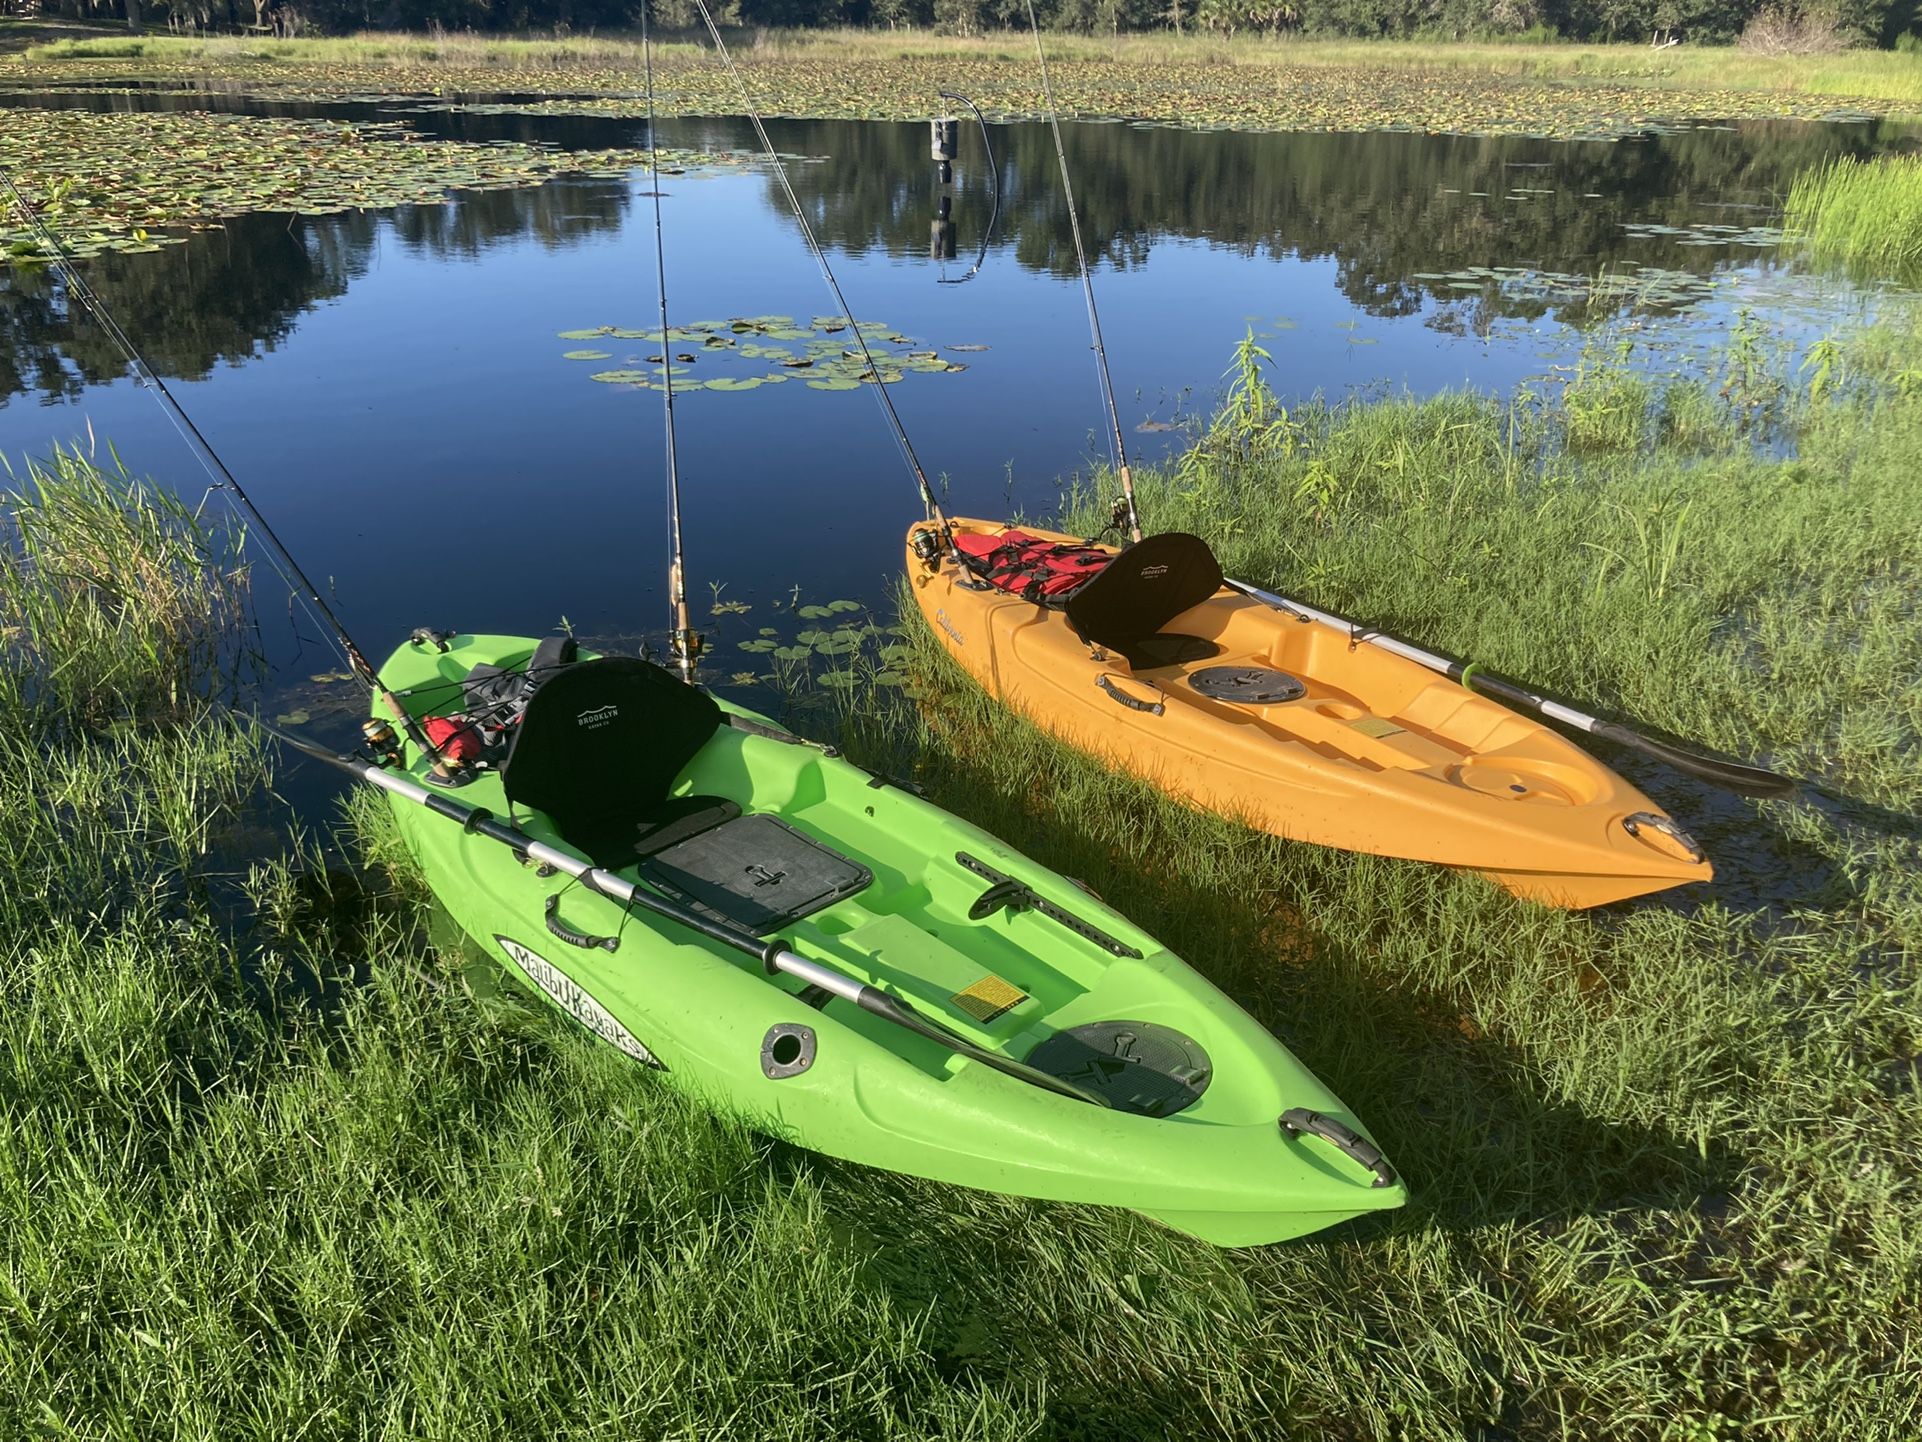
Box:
563, 315, 972, 396
0, 108, 757, 265
3, 48, 1900, 142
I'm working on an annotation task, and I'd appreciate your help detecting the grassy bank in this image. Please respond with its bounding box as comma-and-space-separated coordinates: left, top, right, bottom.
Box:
0, 453, 1044, 1437
4, 309, 1919, 1436
11, 30, 1921, 133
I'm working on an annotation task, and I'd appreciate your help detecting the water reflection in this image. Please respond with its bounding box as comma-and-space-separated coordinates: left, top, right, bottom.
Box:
764, 115, 1906, 308
0, 180, 636, 404
3, 95, 1913, 412
0, 95, 1912, 652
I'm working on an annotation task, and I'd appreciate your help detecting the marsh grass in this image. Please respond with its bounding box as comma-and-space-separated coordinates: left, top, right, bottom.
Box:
1785, 151, 1922, 284
4, 306, 1920, 1438
0, 446, 252, 723
24, 28, 1922, 101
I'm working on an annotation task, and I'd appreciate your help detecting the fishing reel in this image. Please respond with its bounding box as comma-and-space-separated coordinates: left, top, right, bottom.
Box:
671, 627, 705, 671
1108, 496, 1134, 536
910, 527, 943, 569
360, 717, 404, 769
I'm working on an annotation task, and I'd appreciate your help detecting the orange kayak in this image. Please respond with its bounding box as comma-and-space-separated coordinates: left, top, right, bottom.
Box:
907, 518, 1712, 908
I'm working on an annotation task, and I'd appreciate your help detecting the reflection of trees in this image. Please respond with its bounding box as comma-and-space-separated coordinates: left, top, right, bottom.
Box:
0, 213, 351, 404
769, 115, 1910, 316
2, 106, 1906, 406
0, 181, 631, 404
388, 178, 633, 258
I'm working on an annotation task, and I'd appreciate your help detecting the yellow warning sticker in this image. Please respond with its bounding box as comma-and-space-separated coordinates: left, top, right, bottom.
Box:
951, 974, 1028, 1024
1348, 715, 1407, 739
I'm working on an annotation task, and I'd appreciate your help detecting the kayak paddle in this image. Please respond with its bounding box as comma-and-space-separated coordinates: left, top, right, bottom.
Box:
1225, 580, 1797, 800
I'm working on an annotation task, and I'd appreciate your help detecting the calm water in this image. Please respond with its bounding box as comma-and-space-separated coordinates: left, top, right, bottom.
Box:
3, 91, 1915, 668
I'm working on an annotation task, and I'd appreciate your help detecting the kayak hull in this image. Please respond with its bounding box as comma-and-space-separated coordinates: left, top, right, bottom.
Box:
907, 520, 1712, 909
373, 633, 1405, 1246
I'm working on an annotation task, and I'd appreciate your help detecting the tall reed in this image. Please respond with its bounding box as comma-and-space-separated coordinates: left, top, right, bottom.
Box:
0, 447, 252, 723
1784, 152, 1922, 283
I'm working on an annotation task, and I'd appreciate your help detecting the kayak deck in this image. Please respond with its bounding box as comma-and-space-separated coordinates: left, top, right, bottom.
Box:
375, 633, 1406, 1246
909, 519, 1711, 908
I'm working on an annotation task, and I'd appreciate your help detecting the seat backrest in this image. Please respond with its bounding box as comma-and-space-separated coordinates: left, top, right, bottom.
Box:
1064, 532, 1224, 654
501, 656, 721, 840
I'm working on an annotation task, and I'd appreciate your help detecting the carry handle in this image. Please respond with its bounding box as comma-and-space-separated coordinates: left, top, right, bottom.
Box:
1095, 674, 1163, 716
545, 893, 619, 952
1281, 1108, 1396, 1189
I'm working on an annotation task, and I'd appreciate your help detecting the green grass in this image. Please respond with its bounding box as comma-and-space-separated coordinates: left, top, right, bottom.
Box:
0, 445, 252, 722
3, 309, 1919, 1437
1785, 152, 1922, 285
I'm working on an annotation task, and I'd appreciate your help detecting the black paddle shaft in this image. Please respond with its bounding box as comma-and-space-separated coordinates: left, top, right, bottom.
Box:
1449, 666, 1797, 800
1225, 579, 1796, 800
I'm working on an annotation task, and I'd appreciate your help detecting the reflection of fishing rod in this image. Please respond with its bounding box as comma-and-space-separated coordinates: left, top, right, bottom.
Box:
636, 0, 699, 682
933, 90, 1000, 286
1018, 1, 1141, 544
0, 163, 460, 782
683, 0, 952, 539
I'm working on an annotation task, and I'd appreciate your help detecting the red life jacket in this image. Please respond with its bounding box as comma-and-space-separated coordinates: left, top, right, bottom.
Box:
424, 714, 485, 765
952, 528, 1113, 605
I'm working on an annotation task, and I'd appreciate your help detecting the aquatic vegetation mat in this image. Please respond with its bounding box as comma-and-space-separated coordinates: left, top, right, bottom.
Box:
0, 107, 758, 262
559, 314, 972, 394
2, 50, 1908, 141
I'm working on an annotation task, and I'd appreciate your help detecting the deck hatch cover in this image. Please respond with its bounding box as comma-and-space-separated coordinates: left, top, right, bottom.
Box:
1024, 1021, 1212, 1118
1187, 666, 1307, 705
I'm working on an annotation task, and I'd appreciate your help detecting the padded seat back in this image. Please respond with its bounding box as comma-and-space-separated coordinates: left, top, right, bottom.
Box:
1065, 532, 1224, 660
502, 657, 721, 847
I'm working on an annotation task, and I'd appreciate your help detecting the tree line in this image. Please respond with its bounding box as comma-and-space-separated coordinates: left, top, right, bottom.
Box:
49, 0, 1922, 62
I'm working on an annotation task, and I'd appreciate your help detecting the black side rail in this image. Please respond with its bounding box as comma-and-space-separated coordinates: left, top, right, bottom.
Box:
956, 852, 1143, 960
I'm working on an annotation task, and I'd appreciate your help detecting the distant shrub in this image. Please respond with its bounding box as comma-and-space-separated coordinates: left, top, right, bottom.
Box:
1738, 0, 1858, 48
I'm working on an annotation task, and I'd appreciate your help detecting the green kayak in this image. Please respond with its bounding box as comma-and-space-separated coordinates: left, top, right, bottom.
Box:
374, 631, 1405, 1247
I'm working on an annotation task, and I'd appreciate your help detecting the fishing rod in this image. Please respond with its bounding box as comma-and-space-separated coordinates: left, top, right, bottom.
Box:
682, 0, 956, 542
1020, 1, 1141, 546
0, 166, 461, 783
266, 721, 1107, 1108
636, 5, 698, 682
935, 91, 1000, 288
1228, 578, 1797, 798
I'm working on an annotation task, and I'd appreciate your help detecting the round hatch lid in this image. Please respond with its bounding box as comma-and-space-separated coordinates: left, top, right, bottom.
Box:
1024, 1021, 1212, 1117
1187, 666, 1306, 705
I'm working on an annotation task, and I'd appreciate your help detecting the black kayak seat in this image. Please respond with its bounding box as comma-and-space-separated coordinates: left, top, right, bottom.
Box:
501, 655, 738, 869
1064, 532, 1226, 669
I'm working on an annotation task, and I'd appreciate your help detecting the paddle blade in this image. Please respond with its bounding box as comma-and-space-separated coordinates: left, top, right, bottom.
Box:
1593, 721, 1799, 799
